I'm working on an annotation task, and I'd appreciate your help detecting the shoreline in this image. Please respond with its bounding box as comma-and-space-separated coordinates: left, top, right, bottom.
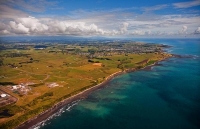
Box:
16, 70, 125, 129
15, 58, 169, 129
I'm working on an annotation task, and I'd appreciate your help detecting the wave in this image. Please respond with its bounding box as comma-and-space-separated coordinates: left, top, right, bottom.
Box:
30, 100, 81, 129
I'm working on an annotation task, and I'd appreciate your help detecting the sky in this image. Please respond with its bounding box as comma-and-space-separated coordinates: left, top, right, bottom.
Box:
0, 0, 200, 38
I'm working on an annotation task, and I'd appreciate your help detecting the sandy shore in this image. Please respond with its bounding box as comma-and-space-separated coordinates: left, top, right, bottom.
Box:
15, 58, 169, 129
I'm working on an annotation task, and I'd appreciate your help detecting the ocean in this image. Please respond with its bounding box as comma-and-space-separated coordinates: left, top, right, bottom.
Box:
36, 38, 200, 129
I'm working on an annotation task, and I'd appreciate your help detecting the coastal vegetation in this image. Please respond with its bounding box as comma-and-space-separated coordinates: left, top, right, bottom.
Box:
0, 41, 172, 129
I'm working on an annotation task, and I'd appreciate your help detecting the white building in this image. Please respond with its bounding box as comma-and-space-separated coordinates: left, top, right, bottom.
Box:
12, 85, 18, 90
1, 94, 7, 98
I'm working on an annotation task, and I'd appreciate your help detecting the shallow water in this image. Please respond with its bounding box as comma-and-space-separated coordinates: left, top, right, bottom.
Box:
37, 38, 200, 129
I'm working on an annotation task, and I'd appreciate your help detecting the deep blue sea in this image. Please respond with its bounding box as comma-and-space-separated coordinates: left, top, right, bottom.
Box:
36, 39, 200, 129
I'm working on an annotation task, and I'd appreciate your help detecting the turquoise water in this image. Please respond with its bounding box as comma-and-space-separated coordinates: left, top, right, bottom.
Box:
38, 39, 200, 129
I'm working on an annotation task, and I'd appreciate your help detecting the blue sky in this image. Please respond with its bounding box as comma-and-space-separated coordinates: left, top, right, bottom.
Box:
0, 0, 200, 37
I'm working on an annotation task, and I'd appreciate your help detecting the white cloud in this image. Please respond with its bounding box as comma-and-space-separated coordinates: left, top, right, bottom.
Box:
46, 21, 107, 35
9, 21, 29, 34
194, 27, 200, 34
182, 25, 187, 32
2, 17, 110, 36
17, 16, 48, 33
120, 22, 129, 34
0, 30, 10, 35
179, 25, 188, 34
173, 0, 200, 8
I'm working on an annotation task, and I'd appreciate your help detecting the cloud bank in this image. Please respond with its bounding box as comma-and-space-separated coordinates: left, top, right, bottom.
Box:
0, 0, 200, 37
0, 16, 110, 36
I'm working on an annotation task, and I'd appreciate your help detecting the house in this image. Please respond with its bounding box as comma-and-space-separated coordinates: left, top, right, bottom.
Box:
1, 94, 7, 98
12, 85, 18, 90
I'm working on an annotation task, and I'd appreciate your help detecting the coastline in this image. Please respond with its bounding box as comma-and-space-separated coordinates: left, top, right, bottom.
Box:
15, 58, 170, 129
16, 70, 125, 129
